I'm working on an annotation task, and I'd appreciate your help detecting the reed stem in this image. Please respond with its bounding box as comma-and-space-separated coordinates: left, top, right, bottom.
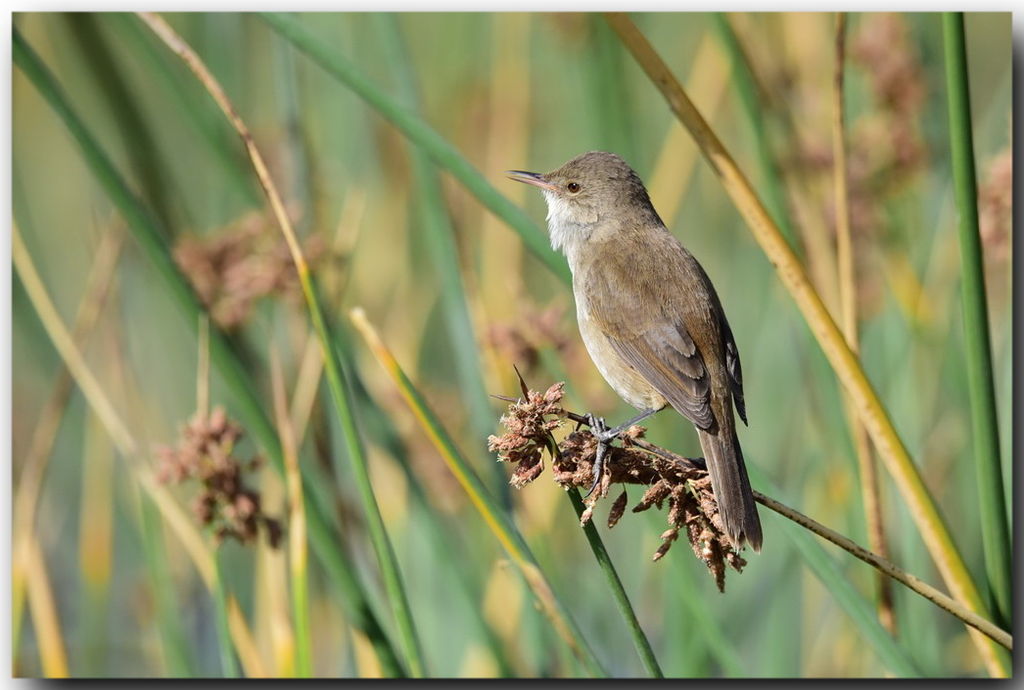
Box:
941, 11, 1011, 630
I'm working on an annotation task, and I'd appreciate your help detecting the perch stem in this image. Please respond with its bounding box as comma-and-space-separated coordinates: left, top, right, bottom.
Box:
563, 411, 1011, 651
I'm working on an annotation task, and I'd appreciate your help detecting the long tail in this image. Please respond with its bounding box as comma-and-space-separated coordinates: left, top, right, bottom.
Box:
696, 424, 762, 552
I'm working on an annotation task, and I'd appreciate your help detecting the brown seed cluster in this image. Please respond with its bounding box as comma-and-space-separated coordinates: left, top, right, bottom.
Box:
173, 212, 327, 330
489, 381, 746, 591
156, 406, 282, 548
487, 382, 565, 488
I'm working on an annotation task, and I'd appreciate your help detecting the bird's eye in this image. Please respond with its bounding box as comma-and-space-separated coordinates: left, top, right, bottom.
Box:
567, 182, 580, 193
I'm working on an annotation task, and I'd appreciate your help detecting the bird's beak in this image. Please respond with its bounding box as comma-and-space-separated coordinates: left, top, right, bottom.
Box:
505, 170, 558, 191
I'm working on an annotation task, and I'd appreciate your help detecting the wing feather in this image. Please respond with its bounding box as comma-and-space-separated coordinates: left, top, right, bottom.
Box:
578, 229, 732, 433
605, 325, 715, 430
721, 318, 747, 424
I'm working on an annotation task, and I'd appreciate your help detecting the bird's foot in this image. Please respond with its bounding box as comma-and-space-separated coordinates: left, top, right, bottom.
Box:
580, 408, 661, 499
584, 414, 615, 499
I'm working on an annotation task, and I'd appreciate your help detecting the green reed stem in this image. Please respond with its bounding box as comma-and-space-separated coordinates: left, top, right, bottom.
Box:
712, 12, 798, 247
258, 12, 571, 286
566, 488, 664, 677
376, 13, 512, 507
351, 309, 607, 678
138, 496, 193, 676
941, 12, 1011, 630
132, 12, 427, 676
12, 27, 406, 677
300, 278, 427, 677
211, 551, 240, 678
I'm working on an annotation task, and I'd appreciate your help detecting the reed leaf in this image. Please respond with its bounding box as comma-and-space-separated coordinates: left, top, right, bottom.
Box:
12, 26, 406, 677
349, 307, 607, 678
212, 552, 240, 677
135, 11, 427, 676
258, 12, 571, 286
22, 539, 69, 677
565, 488, 664, 677
270, 350, 313, 677
712, 13, 798, 247
941, 11, 1011, 631
137, 495, 193, 675
603, 12, 1006, 676
375, 13, 511, 504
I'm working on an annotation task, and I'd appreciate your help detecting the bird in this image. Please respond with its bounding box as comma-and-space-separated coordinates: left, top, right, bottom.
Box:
506, 150, 762, 551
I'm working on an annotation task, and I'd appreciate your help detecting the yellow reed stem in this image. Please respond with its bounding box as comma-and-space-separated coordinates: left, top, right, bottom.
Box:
604, 13, 1005, 676
647, 32, 729, 228
23, 538, 69, 677
830, 11, 894, 634
270, 347, 312, 677
14, 221, 266, 676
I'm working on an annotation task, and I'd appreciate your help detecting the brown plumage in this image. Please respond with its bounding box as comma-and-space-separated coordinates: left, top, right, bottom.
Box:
507, 151, 762, 551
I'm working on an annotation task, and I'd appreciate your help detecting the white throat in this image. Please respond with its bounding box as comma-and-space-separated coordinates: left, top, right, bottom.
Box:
542, 191, 595, 268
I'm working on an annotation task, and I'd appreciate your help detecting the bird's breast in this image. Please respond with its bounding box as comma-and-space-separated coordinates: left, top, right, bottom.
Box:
573, 284, 667, 412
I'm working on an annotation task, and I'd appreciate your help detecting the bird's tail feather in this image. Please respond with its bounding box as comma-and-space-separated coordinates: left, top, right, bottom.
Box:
697, 426, 762, 552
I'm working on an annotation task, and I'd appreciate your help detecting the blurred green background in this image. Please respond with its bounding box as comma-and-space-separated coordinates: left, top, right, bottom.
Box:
12, 12, 1012, 678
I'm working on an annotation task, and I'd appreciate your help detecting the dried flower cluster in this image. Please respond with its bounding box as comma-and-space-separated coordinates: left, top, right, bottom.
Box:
156, 406, 282, 548
488, 381, 746, 591
173, 212, 326, 329
488, 382, 565, 488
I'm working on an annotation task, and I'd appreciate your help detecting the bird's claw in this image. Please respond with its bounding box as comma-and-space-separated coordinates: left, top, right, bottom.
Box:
584, 414, 611, 499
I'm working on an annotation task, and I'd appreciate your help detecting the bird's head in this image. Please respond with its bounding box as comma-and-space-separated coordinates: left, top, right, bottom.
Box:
506, 151, 660, 253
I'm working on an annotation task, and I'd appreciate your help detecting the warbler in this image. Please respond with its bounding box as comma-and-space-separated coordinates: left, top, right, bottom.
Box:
507, 151, 762, 551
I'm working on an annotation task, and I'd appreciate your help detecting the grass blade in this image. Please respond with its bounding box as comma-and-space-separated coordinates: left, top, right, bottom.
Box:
137, 491, 194, 676
270, 349, 313, 677
712, 13, 797, 247
63, 13, 180, 236
941, 11, 1011, 630
375, 13, 511, 504
11, 221, 122, 663
103, 11, 260, 206
748, 469, 922, 677
830, 11, 895, 633
12, 26, 406, 677
212, 552, 240, 677
257, 11, 571, 286
349, 307, 607, 678
11, 218, 267, 677
330, 341, 520, 677
134, 12, 427, 676
565, 488, 663, 677
603, 12, 1006, 676
22, 539, 69, 677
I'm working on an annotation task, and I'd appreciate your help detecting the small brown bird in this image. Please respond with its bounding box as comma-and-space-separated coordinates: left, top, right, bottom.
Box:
507, 151, 762, 551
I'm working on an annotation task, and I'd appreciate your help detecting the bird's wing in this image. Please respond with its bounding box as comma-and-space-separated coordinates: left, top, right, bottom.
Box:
721, 317, 747, 425
604, 321, 715, 430
581, 240, 715, 430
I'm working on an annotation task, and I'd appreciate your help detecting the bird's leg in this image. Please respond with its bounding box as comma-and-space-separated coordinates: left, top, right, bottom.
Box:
584, 414, 610, 499
596, 408, 661, 441
583, 408, 660, 499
